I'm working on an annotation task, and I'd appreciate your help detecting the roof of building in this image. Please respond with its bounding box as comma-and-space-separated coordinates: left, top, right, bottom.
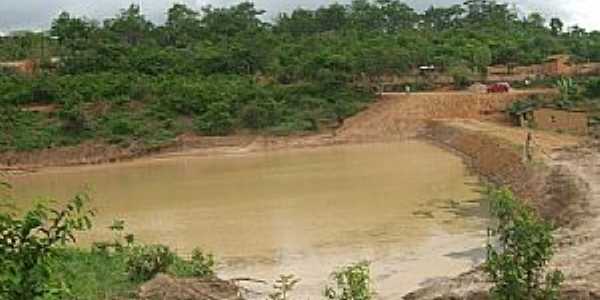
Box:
535, 106, 587, 113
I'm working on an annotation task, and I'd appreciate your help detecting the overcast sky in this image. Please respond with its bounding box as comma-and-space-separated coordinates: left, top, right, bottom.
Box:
0, 0, 598, 33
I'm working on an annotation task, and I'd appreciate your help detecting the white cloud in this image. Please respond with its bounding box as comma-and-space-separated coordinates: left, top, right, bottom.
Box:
0, 0, 598, 32
509, 0, 599, 30
561, 0, 600, 30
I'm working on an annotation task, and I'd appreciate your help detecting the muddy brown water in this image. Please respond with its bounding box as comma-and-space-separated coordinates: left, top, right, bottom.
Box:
9, 141, 488, 299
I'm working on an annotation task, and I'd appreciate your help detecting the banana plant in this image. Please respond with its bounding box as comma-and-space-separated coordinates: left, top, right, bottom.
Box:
556, 77, 578, 103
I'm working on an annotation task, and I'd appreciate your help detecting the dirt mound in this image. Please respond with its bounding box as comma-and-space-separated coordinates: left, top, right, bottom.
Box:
336, 90, 555, 143
138, 274, 243, 300
426, 121, 587, 227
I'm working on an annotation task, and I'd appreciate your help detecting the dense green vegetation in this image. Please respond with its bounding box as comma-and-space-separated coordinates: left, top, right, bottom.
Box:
0, 72, 371, 152
485, 188, 563, 300
2, 0, 600, 152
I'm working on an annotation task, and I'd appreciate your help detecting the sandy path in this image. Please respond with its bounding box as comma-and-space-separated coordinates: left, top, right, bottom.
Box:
549, 146, 600, 295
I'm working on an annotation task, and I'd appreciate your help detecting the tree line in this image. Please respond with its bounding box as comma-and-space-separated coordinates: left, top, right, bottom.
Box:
8, 0, 600, 75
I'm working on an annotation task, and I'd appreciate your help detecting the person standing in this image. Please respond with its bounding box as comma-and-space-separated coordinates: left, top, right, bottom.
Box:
524, 131, 534, 162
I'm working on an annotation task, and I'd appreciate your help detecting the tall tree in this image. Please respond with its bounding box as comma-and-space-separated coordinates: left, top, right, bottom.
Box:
163, 4, 202, 47
104, 4, 154, 46
377, 0, 417, 32
550, 18, 564, 36
275, 9, 318, 36
525, 13, 545, 28
349, 0, 384, 32
463, 0, 516, 27
200, 2, 266, 40
50, 12, 95, 44
422, 5, 465, 31
471, 45, 492, 75
314, 3, 349, 33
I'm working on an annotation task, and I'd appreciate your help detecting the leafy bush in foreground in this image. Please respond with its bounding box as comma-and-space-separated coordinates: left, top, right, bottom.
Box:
170, 248, 216, 278
485, 188, 564, 300
126, 244, 175, 282
0, 193, 95, 299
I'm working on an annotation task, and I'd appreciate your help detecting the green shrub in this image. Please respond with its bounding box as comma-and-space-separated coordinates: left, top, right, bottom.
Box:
0, 105, 59, 151
58, 94, 89, 134
325, 261, 373, 300
109, 118, 136, 136
584, 78, 600, 99
92, 219, 215, 282
449, 65, 472, 89
48, 248, 134, 300
125, 244, 175, 282
268, 117, 317, 136
92, 219, 136, 254
485, 188, 564, 300
194, 102, 235, 135
128, 79, 155, 101
187, 249, 215, 277
55, 73, 138, 102
169, 248, 216, 278
0, 74, 33, 105
507, 97, 540, 117
31, 73, 59, 103
240, 98, 281, 129
0, 193, 94, 299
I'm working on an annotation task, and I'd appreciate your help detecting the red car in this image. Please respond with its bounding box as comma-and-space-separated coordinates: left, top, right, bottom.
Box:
487, 82, 511, 93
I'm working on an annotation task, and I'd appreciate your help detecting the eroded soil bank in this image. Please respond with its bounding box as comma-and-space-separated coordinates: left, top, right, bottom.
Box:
406, 121, 600, 300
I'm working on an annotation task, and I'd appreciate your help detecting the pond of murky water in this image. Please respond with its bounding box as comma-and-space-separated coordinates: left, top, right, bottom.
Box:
10, 141, 488, 299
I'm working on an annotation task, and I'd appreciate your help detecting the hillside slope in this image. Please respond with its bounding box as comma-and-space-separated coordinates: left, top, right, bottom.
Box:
336, 90, 555, 141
